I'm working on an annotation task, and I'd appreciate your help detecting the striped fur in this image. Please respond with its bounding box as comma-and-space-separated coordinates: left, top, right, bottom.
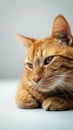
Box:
15, 14, 73, 110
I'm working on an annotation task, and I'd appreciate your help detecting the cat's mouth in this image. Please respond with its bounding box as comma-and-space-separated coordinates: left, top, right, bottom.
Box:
27, 75, 66, 93
35, 78, 56, 92
28, 76, 56, 92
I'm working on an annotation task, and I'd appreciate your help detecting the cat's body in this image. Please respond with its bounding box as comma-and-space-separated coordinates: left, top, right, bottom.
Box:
15, 15, 73, 110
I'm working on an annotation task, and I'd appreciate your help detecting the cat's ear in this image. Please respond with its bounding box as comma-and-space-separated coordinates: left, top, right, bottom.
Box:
51, 14, 73, 46
15, 33, 37, 47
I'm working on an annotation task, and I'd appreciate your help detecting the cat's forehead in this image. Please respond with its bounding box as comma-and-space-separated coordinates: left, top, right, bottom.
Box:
29, 39, 60, 55
26, 38, 66, 61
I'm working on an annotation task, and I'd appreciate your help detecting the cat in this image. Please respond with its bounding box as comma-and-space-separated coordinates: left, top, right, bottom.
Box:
15, 14, 73, 111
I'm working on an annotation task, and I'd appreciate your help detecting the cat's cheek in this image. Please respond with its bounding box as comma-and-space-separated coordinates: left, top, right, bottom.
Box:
27, 81, 32, 87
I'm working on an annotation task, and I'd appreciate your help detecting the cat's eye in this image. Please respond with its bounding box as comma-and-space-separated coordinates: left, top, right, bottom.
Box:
44, 56, 54, 65
27, 62, 33, 69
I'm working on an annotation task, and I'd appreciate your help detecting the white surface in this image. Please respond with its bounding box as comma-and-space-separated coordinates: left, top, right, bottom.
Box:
0, 80, 73, 130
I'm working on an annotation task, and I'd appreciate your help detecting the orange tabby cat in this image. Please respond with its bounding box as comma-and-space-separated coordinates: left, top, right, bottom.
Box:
15, 14, 73, 110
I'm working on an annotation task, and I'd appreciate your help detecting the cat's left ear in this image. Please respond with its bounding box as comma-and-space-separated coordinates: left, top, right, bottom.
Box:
50, 14, 73, 46
15, 33, 37, 47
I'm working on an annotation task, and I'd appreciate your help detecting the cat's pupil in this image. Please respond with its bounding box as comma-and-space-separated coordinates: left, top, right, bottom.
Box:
44, 56, 54, 65
27, 63, 33, 69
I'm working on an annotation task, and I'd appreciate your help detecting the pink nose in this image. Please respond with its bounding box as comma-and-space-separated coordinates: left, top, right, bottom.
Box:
32, 75, 41, 83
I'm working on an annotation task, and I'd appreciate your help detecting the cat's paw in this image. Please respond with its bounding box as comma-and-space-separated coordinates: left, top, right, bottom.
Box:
42, 97, 69, 111
15, 87, 40, 109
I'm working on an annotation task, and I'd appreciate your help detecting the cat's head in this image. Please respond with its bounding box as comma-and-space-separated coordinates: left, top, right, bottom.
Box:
15, 14, 73, 93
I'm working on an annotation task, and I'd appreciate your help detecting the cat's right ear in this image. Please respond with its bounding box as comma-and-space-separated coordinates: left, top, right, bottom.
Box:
50, 14, 73, 46
15, 33, 37, 47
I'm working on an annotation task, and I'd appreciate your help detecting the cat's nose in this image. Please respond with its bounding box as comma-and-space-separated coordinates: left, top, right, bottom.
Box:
32, 75, 41, 83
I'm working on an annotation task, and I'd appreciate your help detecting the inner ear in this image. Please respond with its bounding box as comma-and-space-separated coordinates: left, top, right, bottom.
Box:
50, 14, 72, 46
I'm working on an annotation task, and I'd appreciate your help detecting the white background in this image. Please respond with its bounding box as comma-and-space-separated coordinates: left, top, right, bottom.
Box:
0, 0, 73, 78
0, 80, 73, 130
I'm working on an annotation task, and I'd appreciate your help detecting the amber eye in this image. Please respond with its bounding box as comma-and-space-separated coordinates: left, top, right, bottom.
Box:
27, 62, 33, 69
44, 56, 54, 65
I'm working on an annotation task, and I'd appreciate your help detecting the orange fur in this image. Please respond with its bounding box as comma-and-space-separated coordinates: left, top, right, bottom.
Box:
15, 14, 73, 110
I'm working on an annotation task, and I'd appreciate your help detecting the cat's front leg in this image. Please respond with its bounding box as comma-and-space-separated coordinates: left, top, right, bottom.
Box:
15, 83, 40, 109
42, 96, 69, 111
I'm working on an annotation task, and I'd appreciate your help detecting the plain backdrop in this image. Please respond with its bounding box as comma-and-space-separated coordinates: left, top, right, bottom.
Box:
0, 0, 73, 79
